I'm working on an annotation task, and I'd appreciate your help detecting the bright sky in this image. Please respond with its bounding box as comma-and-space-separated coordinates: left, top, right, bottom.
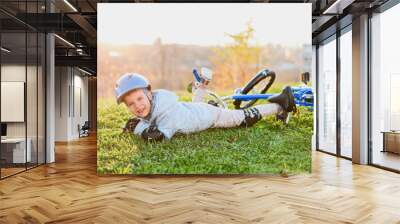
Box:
98, 3, 311, 47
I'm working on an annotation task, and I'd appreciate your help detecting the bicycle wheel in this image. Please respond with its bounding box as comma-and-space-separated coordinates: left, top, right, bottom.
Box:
233, 69, 276, 109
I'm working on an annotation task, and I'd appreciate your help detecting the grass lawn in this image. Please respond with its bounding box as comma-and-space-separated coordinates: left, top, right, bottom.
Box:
97, 91, 313, 175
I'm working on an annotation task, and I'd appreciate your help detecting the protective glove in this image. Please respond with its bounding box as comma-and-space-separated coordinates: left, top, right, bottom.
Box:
122, 117, 140, 133
141, 123, 165, 141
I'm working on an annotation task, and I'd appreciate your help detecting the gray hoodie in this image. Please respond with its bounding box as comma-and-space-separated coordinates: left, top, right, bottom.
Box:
133, 89, 219, 139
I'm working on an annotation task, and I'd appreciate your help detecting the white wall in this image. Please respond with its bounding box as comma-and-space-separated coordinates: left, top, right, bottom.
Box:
74, 70, 89, 139
55, 67, 89, 141
55, 67, 69, 141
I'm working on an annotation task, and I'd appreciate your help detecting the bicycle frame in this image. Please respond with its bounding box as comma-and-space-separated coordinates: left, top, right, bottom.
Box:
192, 69, 314, 110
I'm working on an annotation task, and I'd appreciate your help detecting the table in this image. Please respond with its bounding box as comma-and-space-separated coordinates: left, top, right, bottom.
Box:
1, 138, 32, 163
381, 131, 400, 154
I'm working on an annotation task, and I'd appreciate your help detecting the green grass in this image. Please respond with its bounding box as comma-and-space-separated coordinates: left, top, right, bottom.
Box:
97, 90, 313, 175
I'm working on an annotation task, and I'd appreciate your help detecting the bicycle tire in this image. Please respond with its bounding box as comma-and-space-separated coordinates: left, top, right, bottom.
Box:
233, 69, 276, 109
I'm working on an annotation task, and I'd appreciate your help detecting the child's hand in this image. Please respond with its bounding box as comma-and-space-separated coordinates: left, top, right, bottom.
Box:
141, 124, 165, 141
123, 118, 140, 133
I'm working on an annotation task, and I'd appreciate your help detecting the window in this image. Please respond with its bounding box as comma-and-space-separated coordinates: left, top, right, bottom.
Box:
340, 28, 352, 158
370, 3, 400, 171
318, 36, 337, 154
0, 2, 46, 179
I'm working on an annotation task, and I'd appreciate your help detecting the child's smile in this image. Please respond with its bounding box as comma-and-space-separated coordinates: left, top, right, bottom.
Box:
122, 89, 152, 118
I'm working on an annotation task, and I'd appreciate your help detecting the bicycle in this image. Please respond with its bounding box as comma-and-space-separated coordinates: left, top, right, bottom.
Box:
189, 68, 314, 111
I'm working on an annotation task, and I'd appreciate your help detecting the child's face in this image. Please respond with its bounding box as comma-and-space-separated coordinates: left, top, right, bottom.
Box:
122, 89, 152, 118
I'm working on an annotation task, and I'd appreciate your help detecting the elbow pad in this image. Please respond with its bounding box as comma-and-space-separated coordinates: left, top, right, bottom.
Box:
141, 125, 165, 141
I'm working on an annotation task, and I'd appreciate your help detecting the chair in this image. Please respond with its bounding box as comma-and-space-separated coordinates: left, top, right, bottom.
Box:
79, 121, 90, 138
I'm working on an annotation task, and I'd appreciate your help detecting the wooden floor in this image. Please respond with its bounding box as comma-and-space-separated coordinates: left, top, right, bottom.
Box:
1, 163, 45, 178
1, 135, 400, 223
372, 150, 400, 171
1, 167, 26, 178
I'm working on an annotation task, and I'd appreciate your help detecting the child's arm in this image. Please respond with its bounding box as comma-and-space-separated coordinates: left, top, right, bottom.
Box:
192, 83, 207, 103
124, 118, 164, 141
141, 124, 165, 141
123, 118, 141, 133
128, 118, 174, 142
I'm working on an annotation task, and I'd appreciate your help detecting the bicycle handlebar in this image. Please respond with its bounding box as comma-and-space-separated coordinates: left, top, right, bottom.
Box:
192, 69, 202, 82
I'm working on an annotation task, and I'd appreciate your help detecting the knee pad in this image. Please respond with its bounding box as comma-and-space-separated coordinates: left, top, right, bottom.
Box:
240, 107, 262, 128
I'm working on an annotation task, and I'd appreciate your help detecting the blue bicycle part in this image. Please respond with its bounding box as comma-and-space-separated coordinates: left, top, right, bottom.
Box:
231, 87, 313, 109
192, 69, 202, 83
231, 94, 274, 101
233, 69, 276, 109
292, 86, 314, 109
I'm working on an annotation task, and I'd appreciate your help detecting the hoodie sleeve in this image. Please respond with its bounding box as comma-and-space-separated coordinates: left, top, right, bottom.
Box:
134, 120, 175, 140
148, 90, 180, 140
156, 127, 176, 140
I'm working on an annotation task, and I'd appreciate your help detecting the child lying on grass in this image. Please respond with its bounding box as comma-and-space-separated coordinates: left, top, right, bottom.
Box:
116, 73, 296, 141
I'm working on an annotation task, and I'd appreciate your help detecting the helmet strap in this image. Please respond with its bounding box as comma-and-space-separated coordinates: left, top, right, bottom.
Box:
142, 88, 153, 120
143, 88, 152, 102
